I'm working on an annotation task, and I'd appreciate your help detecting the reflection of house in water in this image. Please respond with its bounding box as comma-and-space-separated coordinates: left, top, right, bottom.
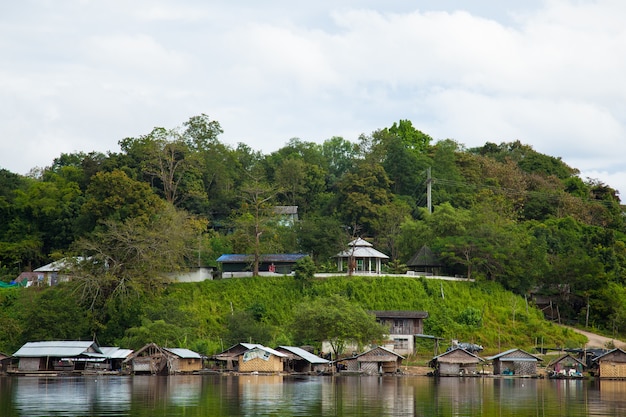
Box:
14, 375, 132, 415
240, 375, 285, 415
321, 374, 416, 415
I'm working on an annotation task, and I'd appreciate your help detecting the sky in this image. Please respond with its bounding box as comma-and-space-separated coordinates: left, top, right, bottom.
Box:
1, 0, 625, 199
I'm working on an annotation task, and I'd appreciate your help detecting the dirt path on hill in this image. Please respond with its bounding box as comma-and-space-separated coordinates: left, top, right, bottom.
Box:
563, 326, 626, 349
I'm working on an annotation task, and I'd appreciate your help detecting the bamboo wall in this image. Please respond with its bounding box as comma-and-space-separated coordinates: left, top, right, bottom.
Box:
238, 356, 283, 372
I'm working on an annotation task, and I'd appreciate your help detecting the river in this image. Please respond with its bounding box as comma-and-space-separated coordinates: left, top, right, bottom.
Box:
1, 374, 626, 417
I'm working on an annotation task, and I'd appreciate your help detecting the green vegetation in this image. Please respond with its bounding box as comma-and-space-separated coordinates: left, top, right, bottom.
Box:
0, 275, 586, 358
0, 114, 623, 351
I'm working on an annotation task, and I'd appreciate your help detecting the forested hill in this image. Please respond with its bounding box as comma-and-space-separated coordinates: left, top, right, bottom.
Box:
0, 114, 624, 337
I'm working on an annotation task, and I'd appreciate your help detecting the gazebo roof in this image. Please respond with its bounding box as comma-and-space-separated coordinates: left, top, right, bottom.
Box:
348, 238, 373, 247
335, 238, 389, 259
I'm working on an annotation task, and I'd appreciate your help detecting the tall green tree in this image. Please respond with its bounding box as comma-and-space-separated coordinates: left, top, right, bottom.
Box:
335, 162, 392, 235
82, 169, 166, 227
72, 203, 201, 313
292, 295, 386, 358
230, 172, 278, 276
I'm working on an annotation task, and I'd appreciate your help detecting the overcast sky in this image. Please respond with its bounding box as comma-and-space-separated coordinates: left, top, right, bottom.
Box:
2, 0, 625, 199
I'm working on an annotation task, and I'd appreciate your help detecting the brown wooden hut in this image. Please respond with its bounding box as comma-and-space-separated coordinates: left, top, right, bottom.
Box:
212, 343, 265, 371
0, 352, 11, 373
163, 348, 203, 373
487, 348, 542, 376
238, 346, 287, 373
429, 348, 484, 376
372, 310, 428, 355
547, 353, 585, 378
124, 343, 202, 375
593, 348, 626, 379
341, 346, 404, 375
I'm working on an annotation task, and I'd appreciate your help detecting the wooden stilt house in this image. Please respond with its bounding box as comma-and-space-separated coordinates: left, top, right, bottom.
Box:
487, 348, 542, 376
124, 343, 202, 375
239, 346, 287, 373
275, 346, 330, 373
12, 341, 105, 373
593, 348, 626, 379
547, 353, 585, 378
212, 343, 265, 371
429, 347, 484, 376
341, 346, 404, 375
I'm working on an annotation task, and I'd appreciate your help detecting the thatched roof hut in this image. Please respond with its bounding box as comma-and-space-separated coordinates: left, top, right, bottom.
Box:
341, 346, 404, 375
406, 245, 443, 275
487, 348, 542, 376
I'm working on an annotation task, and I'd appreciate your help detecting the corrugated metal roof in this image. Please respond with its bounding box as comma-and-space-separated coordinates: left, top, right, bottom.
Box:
100, 347, 134, 359
163, 348, 202, 359
240, 343, 264, 350
13, 341, 101, 357
247, 346, 288, 358
593, 348, 626, 363
278, 346, 329, 364
273, 206, 298, 215
372, 310, 429, 319
216, 254, 308, 263
348, 238, 373, 247
34, 257, 86, 272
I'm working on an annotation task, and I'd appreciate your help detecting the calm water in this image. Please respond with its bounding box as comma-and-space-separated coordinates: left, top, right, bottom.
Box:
1, 374, 626, 417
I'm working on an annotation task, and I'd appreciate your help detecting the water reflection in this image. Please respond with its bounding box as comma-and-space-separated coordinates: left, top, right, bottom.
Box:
4, 375, 626, 416
12, 376, 131, 416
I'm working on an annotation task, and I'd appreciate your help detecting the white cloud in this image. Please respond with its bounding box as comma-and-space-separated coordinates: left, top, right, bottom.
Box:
1, 0, 626, 199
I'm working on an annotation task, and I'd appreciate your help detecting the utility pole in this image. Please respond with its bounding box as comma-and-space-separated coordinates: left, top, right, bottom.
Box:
427, 167, 432, 214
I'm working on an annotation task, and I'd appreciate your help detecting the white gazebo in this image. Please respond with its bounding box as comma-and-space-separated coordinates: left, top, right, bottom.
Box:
336, 238, 389, 274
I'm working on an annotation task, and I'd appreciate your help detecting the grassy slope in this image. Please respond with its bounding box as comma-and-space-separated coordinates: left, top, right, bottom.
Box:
166, 275, 586, 356
0, 275, 586, 357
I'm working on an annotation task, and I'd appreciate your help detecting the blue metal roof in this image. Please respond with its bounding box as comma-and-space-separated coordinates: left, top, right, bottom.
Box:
216, 254, 308, 263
